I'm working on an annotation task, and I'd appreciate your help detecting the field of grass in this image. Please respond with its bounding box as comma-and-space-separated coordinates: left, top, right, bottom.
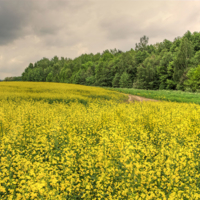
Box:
101, 87, 200, 105
0, 82, 200, 200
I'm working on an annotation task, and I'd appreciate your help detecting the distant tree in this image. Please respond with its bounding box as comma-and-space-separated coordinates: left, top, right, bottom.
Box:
100, 65, 113, 87
37, 57, 50, 70
134, 54, 160, 89
22, 63, 34, 81
153, 42, 166, 55
59, 68, 72, 83
118, 52, 137, 83
183, 30, 193, 42
173, 37, 194, 86
170, 36, 181, 53
189, 50, 200, 68
86, 76, 96, 86
112, 73, 121, 88
52, 63, 61, 76
60, 57, 65, 67
119, 72, 132, 88
166, 79, 177, 90
92, 53, 101, 63
192, 31, 200, 53
100, 49, 114, 62
4, 77, 14, 81
110, 48, 118, 55
73, 69, 87, 85
53, 74, 60, 83
135, 35, 149, 52
44, 67, 53, 81
18, 31, 200, 92
51, 56, 59, 65
163, 39, 172, 51
81, 61, 95, 73
135, 50, 150, 65
157, 52, 173, 89
166, 61, 176, 90
146, 44, 156, 55
32, 68, 44, 82
46, 72, 53, 82
73, 59, 82, 72
95, 61, 104, 85
184, 64, 200, 92
27, 63, 34, 70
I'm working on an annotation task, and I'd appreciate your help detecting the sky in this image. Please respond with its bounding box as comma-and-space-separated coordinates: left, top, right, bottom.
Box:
0, 0, 200, 80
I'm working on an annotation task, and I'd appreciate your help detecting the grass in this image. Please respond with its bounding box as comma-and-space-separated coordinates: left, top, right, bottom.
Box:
100, 87, 200, 105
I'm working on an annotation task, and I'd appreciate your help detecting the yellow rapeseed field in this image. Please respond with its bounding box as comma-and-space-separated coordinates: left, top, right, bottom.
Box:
0, 82, 200, 200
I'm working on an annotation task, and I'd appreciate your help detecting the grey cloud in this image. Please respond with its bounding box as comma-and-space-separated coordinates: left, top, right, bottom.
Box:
1, 0, 200, 80
0, 0, 89, 46
98, 0, 200, 46
100, 14, 143, 41
0, 0, 37, 45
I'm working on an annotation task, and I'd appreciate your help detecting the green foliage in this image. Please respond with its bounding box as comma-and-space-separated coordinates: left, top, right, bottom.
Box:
173, 37, 194, 91
95, 59, 114, 87
59, 68, 72, 83
51, 56, 59, 65
166, 79, 176, 90
189, 51, 200, 68
44, 67, 52, 80
184, 65, 200, 92
100, 50, 114, 62
46, 72, 53, 82
119, 72, 132, 88
81, 61, 94, 71
153, 42, 167, 55
15, 30, 200, 92
86, 76, 96, 86
183, 30, 193, 42
112, 73, 121, 88
92, 53, 101, 63
73, 69, 87, 85
157, 52, 173, 89
192, 31, 200, 52
135, 35, 149, 52
135, 50, 150, 65
134, 54, 160, 89
170, 36, 181, 53
53, 74, 60, 83
163, 39, 173, 51
33, 68, 45, 82
121, 52, 137, 82
4, 76, 22, 81
146, 44, 156, 55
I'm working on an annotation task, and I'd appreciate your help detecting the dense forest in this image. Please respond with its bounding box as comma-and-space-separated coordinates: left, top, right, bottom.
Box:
4, 30, 200, 92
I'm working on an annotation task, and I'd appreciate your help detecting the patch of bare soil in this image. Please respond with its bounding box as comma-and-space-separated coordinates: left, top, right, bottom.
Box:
121, 94, 159, 104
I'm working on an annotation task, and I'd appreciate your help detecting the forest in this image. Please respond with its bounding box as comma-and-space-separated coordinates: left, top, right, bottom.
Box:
5, 30, 200, 92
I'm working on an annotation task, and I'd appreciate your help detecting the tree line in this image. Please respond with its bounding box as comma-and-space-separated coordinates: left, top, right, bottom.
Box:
4, 30, 200, 92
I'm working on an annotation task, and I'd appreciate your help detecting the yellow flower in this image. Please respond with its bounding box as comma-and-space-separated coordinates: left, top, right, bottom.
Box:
0, 186, 6, 193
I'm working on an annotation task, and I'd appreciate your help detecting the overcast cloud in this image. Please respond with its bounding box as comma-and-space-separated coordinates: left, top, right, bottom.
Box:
0, 0, 200, 80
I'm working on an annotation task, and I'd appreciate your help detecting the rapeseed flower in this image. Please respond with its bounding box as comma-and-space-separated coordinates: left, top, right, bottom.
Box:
0, 82, 200, 199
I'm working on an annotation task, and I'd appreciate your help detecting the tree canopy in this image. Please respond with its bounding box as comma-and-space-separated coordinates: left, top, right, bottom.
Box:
6, 30, 200, 92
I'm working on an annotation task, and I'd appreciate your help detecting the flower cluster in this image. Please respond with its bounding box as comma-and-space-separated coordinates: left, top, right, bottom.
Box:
0, 82, 200, 199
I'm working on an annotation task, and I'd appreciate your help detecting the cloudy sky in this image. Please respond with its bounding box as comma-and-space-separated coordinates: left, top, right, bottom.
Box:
0, 0, 200, 80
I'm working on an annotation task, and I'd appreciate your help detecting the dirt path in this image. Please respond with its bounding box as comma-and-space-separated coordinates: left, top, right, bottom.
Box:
122, 94, 159, 103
